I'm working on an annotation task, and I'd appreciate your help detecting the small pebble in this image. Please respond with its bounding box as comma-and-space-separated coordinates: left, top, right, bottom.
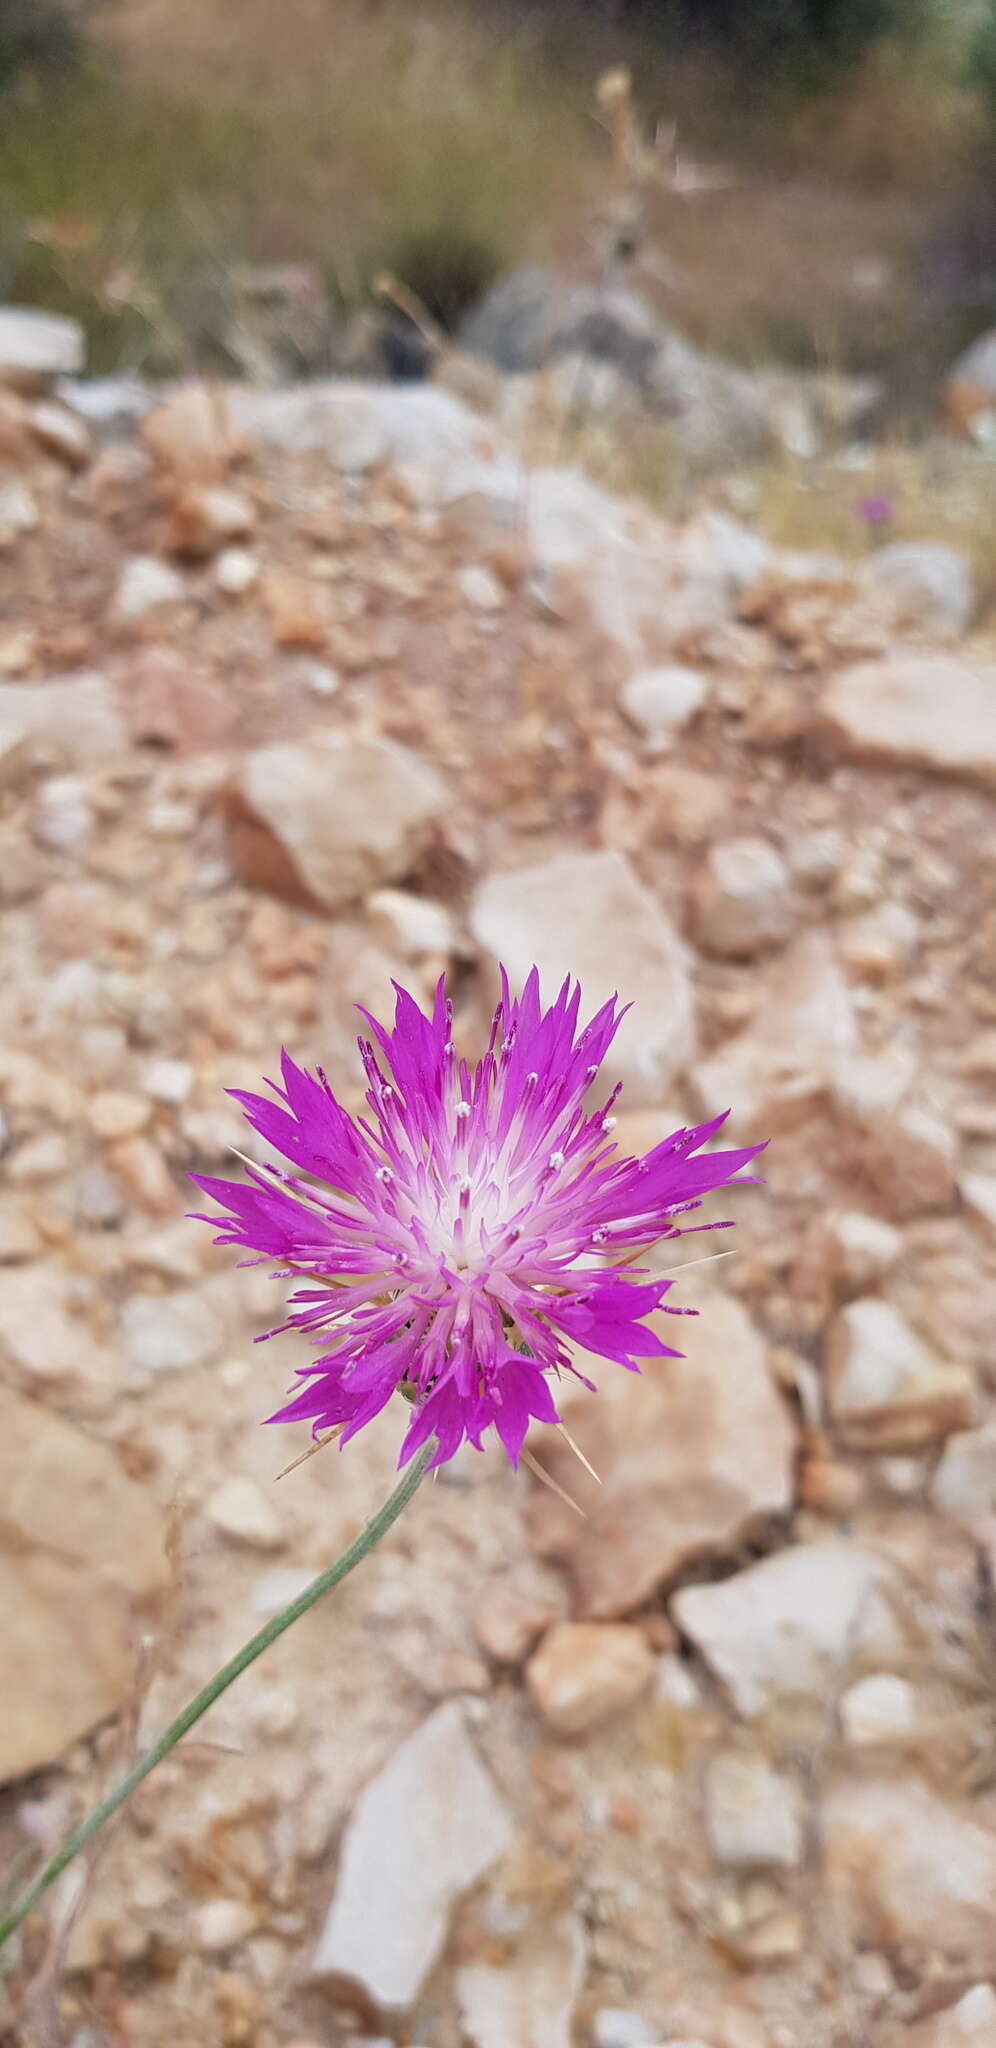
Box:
206, 1475, 285, 1551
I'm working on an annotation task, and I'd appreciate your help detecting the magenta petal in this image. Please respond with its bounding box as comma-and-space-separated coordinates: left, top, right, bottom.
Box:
194, 966, 764, 1470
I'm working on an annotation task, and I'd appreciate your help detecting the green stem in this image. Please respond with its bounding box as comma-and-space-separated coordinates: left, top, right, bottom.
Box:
0, 1440, 435, 1954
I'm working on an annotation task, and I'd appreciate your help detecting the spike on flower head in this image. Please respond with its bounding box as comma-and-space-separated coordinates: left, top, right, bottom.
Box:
191, 969, 765, 1470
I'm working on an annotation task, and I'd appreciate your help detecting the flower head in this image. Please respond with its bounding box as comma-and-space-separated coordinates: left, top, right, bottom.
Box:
857, 493, 893, 531
193, 970, 763, 1469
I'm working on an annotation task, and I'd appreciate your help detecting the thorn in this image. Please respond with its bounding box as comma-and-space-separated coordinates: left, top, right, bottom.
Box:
275, 1426, 343, 1479
228, 1144, 264, 1174
557, 1422, 602, 1485
521, 1446, 587, 1519
659, 1248, 737, 1274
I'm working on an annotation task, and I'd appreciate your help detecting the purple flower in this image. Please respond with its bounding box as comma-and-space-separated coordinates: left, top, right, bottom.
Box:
857, 493, 893, 530
192, 971, 763, 1469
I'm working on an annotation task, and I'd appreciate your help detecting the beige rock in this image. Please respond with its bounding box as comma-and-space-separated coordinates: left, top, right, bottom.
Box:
5, 1131, 71, 1184
88, 1090, 152, 1141
192, 1897, 258, 1952
310, 1700, 512, 2015
832, 1048, 915, 1121
113, 554, 186, 624
32, 773, 94, 853
647, 764, 727, 845
262, 385, 390, 471
28, 398, 91, 468
704, 1752, 804, 1869
788, 826, 842, 888
0, 478, 39, 541
0, 1385, 166, 1782
367, 888, 458, 961
127, 1221, 202, 1285
838, 901, 919, 983
798, 1454, 866, 1516
119, 1284, 229, 1376
825, 1209, 903, 1293
215, 545, 260, 595
253, 1567, 314, 1616
168, 483, 254, 558
456, 1912, 586, 2048
471, 850, 696, 1106
205, 1475, 284, 1551
261, 569, 327, 648
0, 1265, 115, 1393
962, 1172, 996, 1243
305, 924, 410, 1087
0, 393, 31, 466
457, 562, 504, 611
0, 720, 32, 795
105, 1135, 177, 1214
590, 2010, 659, 2048
0, 670, 126, 771
141, 381, 246, 483
0, 308, 83, 389
692, 838, 793, 959
526, 1623, 654, 1735
824, 1297, 975, 1450
476, 1579, 561, 1664
903, 1985, 996, 2048
653, 1997, 771, 2048
692, 932, 855, 1136
824, 1776, 996, 1970
620, 664, 708, 748
930, 1420, 996, 1530
141, 1057, 195, 1105
855, 1103, 958, 1221
527, 1298, 794, 1618
0, 1196, 42, 1264
672, 1540, 900, 1718
735, 1904, 805, 1965
231, 732, 446, 913
839, 1672, 916, 1747
822, 655, 996, 789
125, 645, 238, 755
862, 542, 973, 637
945, 326, 996, 430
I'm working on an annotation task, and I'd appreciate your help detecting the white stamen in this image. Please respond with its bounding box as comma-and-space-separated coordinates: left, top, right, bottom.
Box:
455, 1101, 471, 1120
548, 1150, 566, 1171
602, 1115, 617, 1133
375, 1164, 394, 1183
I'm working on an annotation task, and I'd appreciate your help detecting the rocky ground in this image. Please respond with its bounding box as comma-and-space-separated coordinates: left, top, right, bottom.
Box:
1, 323, 996, 2048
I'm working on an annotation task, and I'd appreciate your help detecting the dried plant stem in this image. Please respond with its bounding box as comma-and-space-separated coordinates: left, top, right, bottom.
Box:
0, 1440, 436, 1957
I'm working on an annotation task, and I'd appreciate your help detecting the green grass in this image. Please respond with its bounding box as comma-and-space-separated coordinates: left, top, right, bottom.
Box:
0, 8, 589, 372
1, 0, 993, 408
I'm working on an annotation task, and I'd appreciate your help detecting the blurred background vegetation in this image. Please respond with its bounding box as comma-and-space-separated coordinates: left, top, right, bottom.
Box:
2, 0, 996, 402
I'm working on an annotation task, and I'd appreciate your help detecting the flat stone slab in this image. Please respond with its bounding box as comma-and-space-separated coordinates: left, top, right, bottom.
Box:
0, 307, 84, 387
821, 654, 996, 788
311, 1699, 512, 2016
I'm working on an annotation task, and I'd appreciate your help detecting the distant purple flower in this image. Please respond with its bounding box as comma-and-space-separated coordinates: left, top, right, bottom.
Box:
193, 971, 763, 1469
857, 493, 893, 531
